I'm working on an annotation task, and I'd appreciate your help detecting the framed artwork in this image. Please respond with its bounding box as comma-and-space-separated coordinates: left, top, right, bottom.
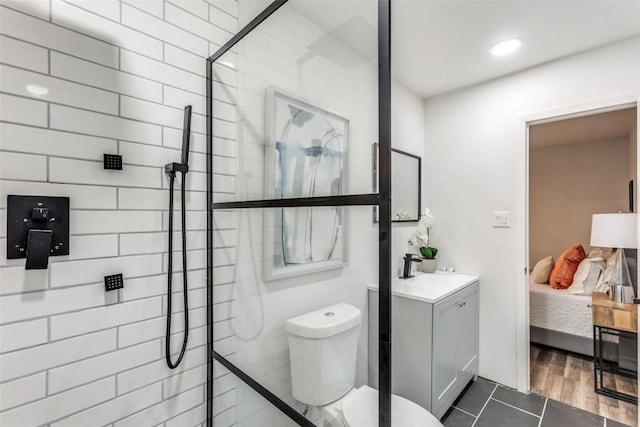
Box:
263, 89, 349, 281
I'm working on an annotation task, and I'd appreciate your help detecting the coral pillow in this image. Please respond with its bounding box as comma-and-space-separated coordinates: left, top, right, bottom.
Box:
531, 256, 554, 284
549, 245, 586, 289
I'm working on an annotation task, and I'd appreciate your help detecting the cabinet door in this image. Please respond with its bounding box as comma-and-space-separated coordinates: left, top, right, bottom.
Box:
456, 283, 478, 383
432, 293, 459, 414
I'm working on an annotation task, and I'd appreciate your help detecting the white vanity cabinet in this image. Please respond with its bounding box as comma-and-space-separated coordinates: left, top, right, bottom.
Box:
430, 281, 479, 417
368, 273, 479, 420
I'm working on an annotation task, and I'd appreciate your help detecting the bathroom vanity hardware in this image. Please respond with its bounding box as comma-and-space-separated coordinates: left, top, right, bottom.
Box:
104, 273, 124, 291
103, 154, 123, 170
6, 195, 70, 269
368, 273, 479, 419
400, 253, 422, 279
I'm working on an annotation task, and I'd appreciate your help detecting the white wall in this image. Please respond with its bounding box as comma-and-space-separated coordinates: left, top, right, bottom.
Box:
0, 0, 238, 425
391, 80, 426, 277
529, 137, 631, 266
423, 36, 640, 389
632, 124, 638, 212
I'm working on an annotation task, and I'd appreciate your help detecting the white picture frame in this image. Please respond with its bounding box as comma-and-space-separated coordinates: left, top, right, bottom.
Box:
263, 88, 349, 281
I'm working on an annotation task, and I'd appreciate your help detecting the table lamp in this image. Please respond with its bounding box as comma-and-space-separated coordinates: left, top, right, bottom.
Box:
590, 213, 638, 303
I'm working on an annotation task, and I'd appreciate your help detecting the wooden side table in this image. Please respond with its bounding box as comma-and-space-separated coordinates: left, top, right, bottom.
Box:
592, 292, 638, 404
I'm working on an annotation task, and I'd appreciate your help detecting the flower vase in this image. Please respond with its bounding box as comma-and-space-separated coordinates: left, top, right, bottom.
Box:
421, 258, 437, 273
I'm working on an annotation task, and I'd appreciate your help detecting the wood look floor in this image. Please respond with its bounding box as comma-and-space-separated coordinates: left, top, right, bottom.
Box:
530, 343, 638, 426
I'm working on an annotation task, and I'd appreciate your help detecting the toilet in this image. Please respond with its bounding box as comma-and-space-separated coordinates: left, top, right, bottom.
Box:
286, 303, 443, 427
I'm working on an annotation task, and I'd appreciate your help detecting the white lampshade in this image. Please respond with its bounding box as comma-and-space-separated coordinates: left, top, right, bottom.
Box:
590, 213, 638, 249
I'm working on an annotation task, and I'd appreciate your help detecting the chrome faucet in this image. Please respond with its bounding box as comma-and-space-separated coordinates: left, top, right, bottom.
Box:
400, 253, 422, 279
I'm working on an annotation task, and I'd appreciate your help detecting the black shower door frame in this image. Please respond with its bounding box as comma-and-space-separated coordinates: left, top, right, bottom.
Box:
205, 1, 392, 425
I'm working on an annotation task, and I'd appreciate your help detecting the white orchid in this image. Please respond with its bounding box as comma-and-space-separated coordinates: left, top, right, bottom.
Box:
420, 208, 434, 228
409, 208, 438, 259
413, 231, 429, 247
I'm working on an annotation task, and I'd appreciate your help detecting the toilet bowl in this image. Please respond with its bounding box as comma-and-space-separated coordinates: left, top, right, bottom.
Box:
310, 385, 442, 427
286, 303, 443, 427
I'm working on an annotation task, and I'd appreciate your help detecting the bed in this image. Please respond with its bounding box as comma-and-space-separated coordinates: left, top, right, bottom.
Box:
529, 280, 595, 356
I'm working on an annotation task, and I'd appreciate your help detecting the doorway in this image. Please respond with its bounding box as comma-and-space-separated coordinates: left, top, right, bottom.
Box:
526, 106, 638, 425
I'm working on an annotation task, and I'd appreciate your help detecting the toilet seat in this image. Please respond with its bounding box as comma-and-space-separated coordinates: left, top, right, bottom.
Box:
341, 386, 443, 427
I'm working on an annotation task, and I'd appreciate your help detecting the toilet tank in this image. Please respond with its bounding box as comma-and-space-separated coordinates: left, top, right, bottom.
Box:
286, 303, 361, 406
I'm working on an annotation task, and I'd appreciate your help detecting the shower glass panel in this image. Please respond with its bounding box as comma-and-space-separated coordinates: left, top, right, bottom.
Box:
210, 1, 379, 205
209, 1, 382, 425
212, 206, 378, 425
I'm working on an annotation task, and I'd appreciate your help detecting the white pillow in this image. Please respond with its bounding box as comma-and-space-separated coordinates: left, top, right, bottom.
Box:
595, 252, 620, 293
588, 247, 614, 260
531, 256, 554, 284
568, 257, 605, 295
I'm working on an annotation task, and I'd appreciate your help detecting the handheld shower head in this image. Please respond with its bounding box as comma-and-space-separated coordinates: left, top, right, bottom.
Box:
180, 105, 192, 169
165, 104, 193, 369
164, 105, 192, 176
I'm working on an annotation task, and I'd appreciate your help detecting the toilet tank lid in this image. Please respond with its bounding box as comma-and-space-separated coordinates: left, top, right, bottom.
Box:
286, 303, 361, 339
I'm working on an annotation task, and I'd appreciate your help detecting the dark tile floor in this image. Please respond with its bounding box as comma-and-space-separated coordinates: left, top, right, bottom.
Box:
441, 377, 632, 427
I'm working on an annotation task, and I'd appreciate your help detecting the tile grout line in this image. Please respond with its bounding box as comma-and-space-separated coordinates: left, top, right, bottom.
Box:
471, 383, 499, 427
491, 397, 542, 419
451, 405, 477, 418
24, 0, 231, 58
537, 398, 548, 427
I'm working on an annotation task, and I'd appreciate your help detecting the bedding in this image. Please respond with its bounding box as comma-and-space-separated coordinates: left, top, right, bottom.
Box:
549, 245, 586, 289
531, 256, 554, 284
530, 248, 628, 358
595, 251, 619, 293
529, 280, 593, 339
567, 257, 605, 295
530, 279, 632, 360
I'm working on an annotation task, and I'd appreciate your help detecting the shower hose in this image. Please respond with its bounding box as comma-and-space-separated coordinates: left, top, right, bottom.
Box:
165, 169, 189, 369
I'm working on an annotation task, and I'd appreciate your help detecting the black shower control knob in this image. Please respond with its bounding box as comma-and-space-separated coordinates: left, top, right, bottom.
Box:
31, 207, 49, 220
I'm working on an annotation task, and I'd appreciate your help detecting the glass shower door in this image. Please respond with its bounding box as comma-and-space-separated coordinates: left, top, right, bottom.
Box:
206, 1, 390, 426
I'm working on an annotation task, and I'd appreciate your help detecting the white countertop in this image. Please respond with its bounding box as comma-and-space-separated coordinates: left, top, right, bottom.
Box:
368, 271, 479, 304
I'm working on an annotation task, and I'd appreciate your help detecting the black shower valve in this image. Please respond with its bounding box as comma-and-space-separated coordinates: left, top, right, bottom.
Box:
6, 195, 70, 270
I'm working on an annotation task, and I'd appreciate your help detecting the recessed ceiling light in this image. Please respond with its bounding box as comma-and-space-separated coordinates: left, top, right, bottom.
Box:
489, 38, 522, 56
26, 84, 49, 97
219, 61, 235, 69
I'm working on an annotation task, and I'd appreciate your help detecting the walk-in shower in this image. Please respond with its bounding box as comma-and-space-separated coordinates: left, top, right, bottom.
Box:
205, 1, 392, 426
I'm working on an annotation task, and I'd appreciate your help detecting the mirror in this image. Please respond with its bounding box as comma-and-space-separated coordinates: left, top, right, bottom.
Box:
373, 143, 422, 222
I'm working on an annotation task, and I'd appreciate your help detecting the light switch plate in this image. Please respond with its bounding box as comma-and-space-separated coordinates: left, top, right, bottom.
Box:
493, 211, 511, 228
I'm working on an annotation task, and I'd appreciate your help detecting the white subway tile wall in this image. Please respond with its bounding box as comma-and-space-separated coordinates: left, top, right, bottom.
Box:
0, 0, 237, 426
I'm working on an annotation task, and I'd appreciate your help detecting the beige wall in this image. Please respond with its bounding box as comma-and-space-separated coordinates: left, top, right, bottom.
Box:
529, 137, 631, 266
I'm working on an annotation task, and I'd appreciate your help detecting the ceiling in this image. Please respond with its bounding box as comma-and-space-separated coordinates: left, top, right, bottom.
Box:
392, 0, 640, 98
271, 0, 640, 99
529, 107, 637, 148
